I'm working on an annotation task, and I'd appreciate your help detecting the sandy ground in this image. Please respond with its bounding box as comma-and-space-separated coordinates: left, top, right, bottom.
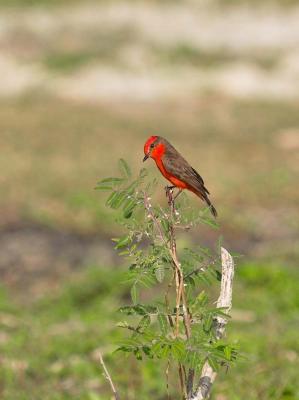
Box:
1, 2, 299, 101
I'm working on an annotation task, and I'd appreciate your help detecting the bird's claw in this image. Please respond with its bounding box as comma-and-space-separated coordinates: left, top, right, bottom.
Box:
165, 186, 176, 207
165, 185, 175, 197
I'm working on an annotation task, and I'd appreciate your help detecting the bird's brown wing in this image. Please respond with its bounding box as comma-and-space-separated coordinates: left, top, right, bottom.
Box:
161, 143, 217, 217
162, 151, 209, 195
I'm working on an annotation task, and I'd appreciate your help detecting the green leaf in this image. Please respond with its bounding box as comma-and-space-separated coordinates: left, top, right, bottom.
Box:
142, 345, 152, 358
116, 192, 130, 209
137, 315, 151, 333
185, 275, 195, 287
196, 291, 209, 307
197, 272, 212, 286
123, 198, 137, 219
134, 348, 143, 360
208, 356, 219, 372
116, 321, 129, 329
224, 345, 232, 361
125, 180, 139, 196
115, 345, 134, 354
96, 177, 124, 191
115, 235, 131, 249
118, 159, 131, 178
119, 305, 148, 316
155, 264, 165, 283
131, 285, 138, 305
203, 313, 213, 333
107, 191, 127, 209
172, 341, 185, 360
157, 314, 168, 335
105, 191, 119, 207
139, 275, 156, 288
151, 342, 162, 357
160, 344, 171, 359
186, 349, 201, 370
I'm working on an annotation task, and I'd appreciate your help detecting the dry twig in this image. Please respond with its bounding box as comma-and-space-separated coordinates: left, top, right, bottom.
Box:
98, 350, 120, 400
189, 247, 235, 400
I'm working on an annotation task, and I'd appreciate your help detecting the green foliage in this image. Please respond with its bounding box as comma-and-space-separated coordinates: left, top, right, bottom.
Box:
0, 261, 298, 399
97, 160, 238, 397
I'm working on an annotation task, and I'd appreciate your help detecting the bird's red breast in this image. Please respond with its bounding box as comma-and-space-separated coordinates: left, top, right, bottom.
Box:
154, 149, 189, 189
144, 136, 167, 173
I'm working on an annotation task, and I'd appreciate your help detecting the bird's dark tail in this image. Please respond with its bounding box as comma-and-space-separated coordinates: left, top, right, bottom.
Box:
196, 190, 217, 218
191, 187, 218, 218
204, 195, 217, 218
209, 203, 218, 218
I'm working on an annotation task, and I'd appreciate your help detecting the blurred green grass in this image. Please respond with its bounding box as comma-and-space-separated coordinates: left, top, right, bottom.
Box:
156, 44, 279, 71
41, 28, 135, 73
0, 261, 298, 399
1, 94, 298, 237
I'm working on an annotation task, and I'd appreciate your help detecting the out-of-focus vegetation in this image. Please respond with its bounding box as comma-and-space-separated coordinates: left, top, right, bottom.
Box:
0, 262, 298, 400
1, 0, 299, 8
1, 95, 299, 231
1, 95, 299, 263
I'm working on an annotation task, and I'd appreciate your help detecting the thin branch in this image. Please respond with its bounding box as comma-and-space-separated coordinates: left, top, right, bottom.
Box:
189, 247, 235, 400
179, 363, 187, 399
143, 191, 169, 249
98, 351, 120, 400
166, 187, 194, 396
165, 272, 175, 330
144, 189, 188, 398
184, 258, 218, 280
166, 188, 192, 339
166, 359, 171, 400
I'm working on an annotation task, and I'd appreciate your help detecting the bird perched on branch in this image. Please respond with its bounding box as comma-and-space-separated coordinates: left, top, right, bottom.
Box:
143, 136, 217, 217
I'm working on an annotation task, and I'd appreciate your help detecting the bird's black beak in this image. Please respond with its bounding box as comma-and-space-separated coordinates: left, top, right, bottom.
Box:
143, 154, 149, 162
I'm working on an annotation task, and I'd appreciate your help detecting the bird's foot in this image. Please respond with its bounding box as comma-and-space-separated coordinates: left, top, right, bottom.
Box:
165, 186, 175, 203
165, 185, 175, 193
165, 186, 175, 205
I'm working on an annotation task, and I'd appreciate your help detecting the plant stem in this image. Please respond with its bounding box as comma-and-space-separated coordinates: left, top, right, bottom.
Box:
166, 187, 193, 396
98, 351, 120, 400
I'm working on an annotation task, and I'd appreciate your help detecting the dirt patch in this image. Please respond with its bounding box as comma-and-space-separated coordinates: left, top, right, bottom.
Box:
0, 223, 119, 302
0, 212, 297, 303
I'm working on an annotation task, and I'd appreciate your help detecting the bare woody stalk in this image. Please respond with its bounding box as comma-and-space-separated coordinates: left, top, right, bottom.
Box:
189, 247, 235, 400
144, 188, 193, 397
166, 188, 194, 396
98, 350, 120, 400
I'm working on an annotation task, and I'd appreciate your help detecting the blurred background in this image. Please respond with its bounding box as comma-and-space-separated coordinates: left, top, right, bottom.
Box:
1, 0, 299, 399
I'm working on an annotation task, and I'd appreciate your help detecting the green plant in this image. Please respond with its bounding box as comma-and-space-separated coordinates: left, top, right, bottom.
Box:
96, 159, 237, 399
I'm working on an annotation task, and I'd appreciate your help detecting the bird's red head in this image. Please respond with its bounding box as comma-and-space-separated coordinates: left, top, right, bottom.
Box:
143, 135, 167, 162
143, 135, 158, 161
144, 135, 158, 154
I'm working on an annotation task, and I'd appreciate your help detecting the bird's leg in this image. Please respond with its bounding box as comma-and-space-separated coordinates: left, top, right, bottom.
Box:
165, 185, 175, 196
165, 185, 175, 204
165, 186, 182, 211
170, 189, 183, 217
173, 189, 182, 201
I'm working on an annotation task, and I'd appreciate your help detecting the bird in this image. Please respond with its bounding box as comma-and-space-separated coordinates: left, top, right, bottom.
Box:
143, 136, 217, 217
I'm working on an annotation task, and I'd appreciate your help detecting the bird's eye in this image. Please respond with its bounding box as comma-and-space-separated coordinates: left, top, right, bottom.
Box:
150, 143, 155, 149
